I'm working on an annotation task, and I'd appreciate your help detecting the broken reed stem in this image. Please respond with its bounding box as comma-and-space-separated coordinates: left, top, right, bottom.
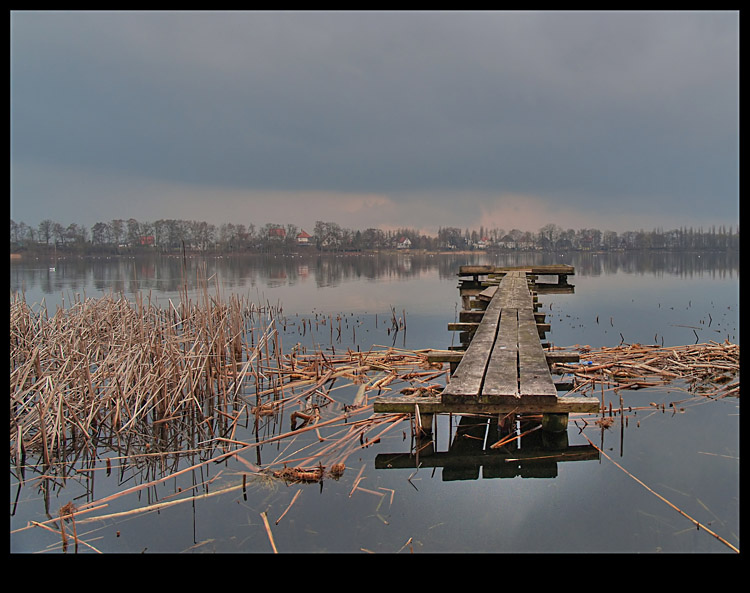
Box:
580, 432, 739, 554
29, 520, 102, 554
260, 511, 278, 553
276, 489, 302, 525
349, 464, 367, 497
490, 423, 542, 450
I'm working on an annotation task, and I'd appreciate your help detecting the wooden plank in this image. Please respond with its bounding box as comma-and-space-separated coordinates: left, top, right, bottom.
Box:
535, 284, 575, 295
545, 351, 580, 365
458, 265, 494, 276
449, 319, 549, 335
459, 265, 574, 277
459, 310, 485, 323
426, 349, 579, 366
448, 322, 479, 332
518, 309, 557, 398
373, 394, 600, 415
442, 292, 502, 399
482, 308, 519, 399
458, 309, 545, 325
495, 275, 532, 310
477, 285, 498, 302
425, 350, 464, 364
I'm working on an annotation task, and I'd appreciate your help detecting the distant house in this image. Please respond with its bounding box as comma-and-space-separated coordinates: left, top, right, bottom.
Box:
268, 227, 286, 240
296, 230, 312, 246
321, 234, 341, 250
475, 237, 490, 249
497, 235, 516, 250
396, 237, 412, 250
139, 235, 155, 246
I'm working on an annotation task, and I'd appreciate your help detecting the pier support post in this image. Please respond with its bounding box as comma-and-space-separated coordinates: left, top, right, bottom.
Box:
414, 406, 434, 436
541, 412, 569, 433
414, 409, 435, 457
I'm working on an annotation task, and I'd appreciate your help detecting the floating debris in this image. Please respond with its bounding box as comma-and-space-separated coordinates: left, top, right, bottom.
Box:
555, 341, 739, 397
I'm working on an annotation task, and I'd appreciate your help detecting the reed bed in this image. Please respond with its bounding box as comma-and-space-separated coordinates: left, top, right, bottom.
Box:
11, 289, 270, 473
553, 341, 739, 397
10, 287, 445, 544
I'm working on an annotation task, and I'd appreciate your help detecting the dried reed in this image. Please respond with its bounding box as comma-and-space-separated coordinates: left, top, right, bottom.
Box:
11, 288, 446, 549
554, 341, 739, 397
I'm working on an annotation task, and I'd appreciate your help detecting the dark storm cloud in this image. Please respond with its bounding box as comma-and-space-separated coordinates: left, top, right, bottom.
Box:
10, 10, 738, 229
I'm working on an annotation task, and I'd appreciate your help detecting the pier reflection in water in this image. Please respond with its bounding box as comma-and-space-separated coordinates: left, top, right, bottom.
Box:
376, 414, 599, 481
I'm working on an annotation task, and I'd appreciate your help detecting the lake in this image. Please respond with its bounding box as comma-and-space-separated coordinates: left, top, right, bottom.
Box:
10, 250, 740, 553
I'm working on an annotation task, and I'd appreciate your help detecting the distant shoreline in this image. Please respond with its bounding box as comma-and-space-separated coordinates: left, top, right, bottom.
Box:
10, 246, 738, 261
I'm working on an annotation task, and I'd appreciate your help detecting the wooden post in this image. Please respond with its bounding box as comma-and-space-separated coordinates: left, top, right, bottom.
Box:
542, 412, 569, 433
415, 404, 434, 436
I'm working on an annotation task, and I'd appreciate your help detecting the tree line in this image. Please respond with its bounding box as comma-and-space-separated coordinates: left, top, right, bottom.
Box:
10, 217, 740, 254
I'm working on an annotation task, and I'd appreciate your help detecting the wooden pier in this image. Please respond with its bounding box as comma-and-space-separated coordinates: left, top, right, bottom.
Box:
374, 265, 598, 435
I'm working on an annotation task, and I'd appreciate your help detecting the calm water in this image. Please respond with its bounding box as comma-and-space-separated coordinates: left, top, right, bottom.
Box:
10, 251, 740, 553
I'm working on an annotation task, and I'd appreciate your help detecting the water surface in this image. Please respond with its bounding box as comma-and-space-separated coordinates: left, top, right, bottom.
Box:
10, 251, 739, 553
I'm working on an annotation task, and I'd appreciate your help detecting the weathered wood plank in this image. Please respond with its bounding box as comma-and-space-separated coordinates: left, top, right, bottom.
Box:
442, 292, 503, 399
459, 310, 485, 323
477, 285, 498, 302
425, 349, 578, 366
458, 309, 548, 324
535, 283, 575, 295
457, 265, 495, 276
459, 265, 574, 277
373, 394, 599, 415
448, 322, 479, 332
518, 309, 557, 397
448, 320, 549, 336
545, 351, 580, 365
482, 308, 519, 398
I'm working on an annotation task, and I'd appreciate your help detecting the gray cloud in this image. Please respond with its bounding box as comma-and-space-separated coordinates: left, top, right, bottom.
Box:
11, 10, 739, 231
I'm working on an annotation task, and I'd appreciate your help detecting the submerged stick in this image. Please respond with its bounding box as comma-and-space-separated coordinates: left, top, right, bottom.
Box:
580, 431, 739, 553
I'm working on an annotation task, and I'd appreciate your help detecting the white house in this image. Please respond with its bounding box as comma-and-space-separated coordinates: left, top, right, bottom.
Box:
296, 230, 312, 246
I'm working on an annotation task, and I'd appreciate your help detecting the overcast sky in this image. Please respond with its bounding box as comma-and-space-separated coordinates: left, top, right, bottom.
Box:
10, 10, 739, 235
